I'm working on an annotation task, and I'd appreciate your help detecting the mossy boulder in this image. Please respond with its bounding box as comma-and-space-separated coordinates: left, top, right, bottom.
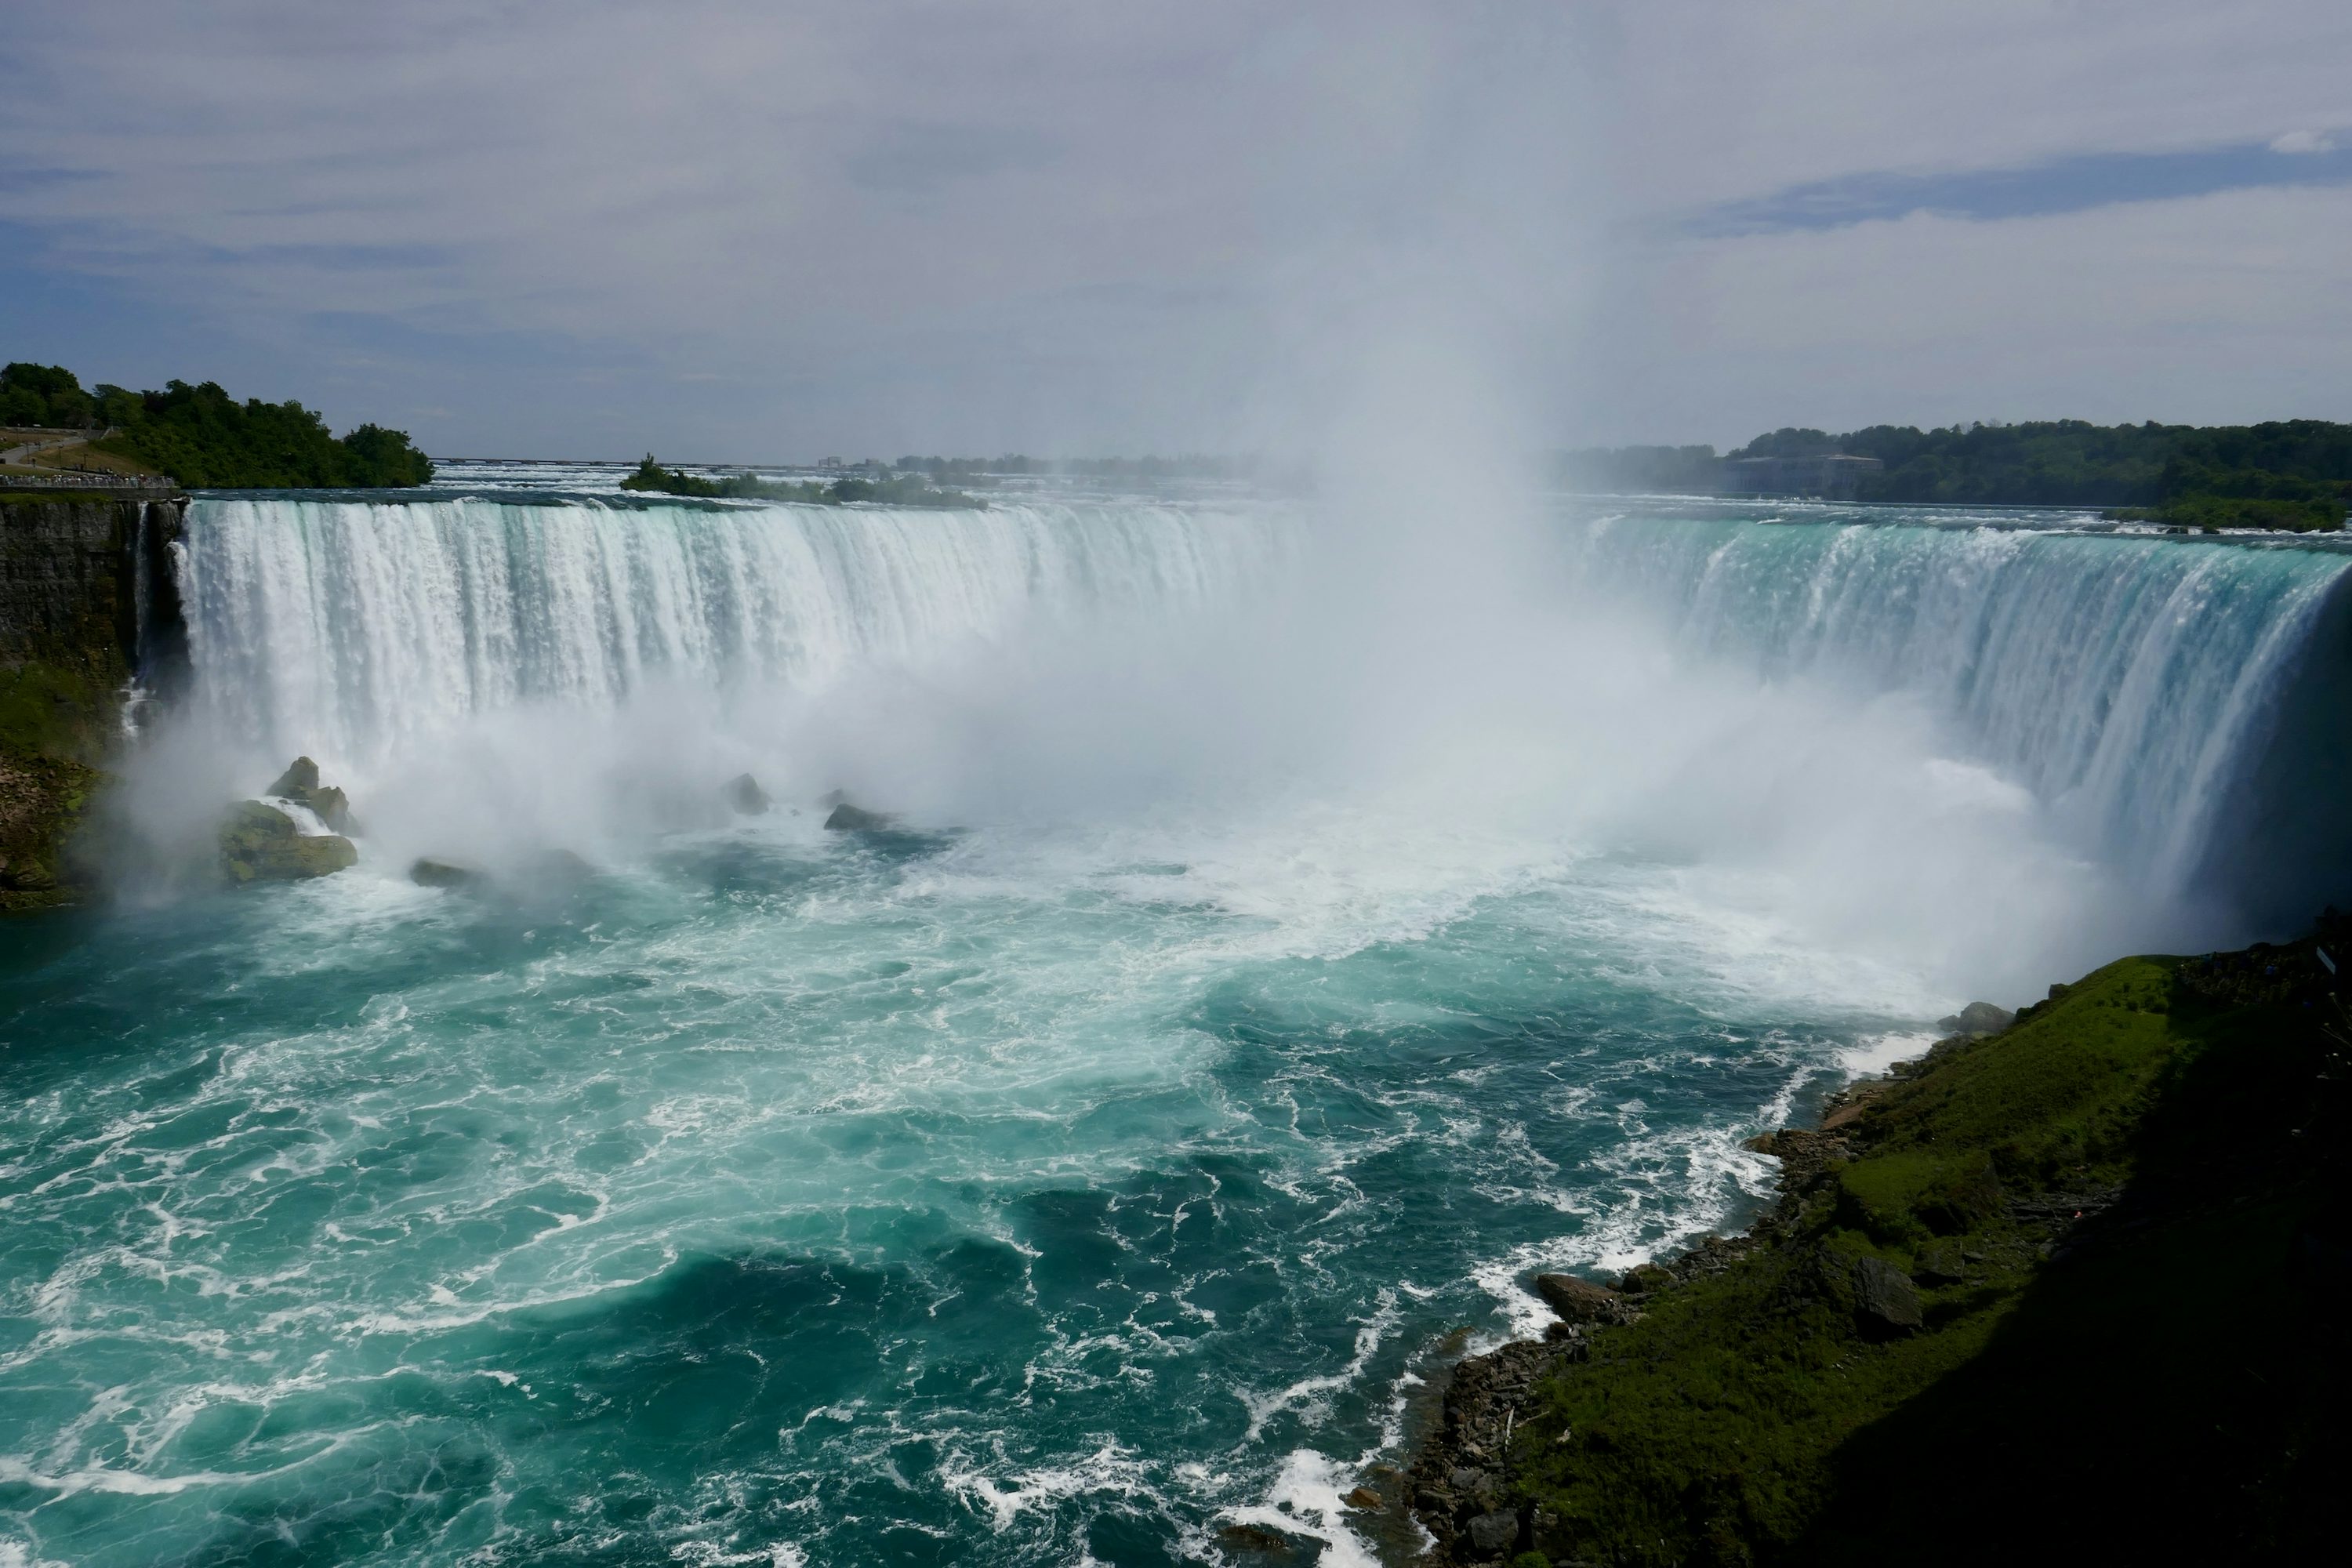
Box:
1619, 1262, 1675, 1294
1, 746, 100, 908
220, 800, 356, 883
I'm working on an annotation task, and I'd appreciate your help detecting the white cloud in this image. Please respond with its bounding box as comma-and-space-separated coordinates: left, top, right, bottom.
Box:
0, 2, 2344, 456
2270, 129, 2336, 154
1584, 183, 2352, 445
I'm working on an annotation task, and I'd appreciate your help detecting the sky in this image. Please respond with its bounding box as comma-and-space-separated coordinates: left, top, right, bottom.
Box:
1, 1, 2347, 462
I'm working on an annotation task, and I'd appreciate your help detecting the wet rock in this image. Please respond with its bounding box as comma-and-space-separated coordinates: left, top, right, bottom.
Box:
1344, 1486, 1382, 1510
1466, 1508, 1520, 1557
264, 755, 360, 835
409, 857, 485, 889
412, 850, 591, 895
1535, 1272, 1620, 1322
1853, 1254, 1923, 1337
1214, 1521, 1312, 1559
823, 801, 894, 831
724, 772, 771, 815
264, 757, 320, 799
220, 800, 356, 883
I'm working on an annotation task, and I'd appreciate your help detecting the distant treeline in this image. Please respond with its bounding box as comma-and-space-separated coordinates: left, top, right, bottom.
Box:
621, 457, 981, 509
1, 363, 433, 488
1560, 419, 2352, 529
878, 453, 1251, 481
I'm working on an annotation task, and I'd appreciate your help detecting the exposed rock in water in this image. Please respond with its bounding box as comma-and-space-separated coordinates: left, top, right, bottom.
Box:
1534, 1272, 1621, 1323
220, 800, 356, 883
823, 802, 894, 831
410, 857, 485, 890
724, 773, 771, 815
265, 755, 360, 836
265, 757, 320, 798
411, 849, 593, 895
1935, 1000, 2015, 1035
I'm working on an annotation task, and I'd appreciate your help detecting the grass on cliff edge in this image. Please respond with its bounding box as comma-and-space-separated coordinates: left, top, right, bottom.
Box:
1507, 949, 2348, 1566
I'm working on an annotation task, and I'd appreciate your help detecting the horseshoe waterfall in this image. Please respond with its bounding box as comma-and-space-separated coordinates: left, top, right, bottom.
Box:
4, 488, 2347, 1567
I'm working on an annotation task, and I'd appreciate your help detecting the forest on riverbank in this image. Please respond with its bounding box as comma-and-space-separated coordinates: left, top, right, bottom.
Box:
1561, 418, 2352, 528
1, 363, 431, 488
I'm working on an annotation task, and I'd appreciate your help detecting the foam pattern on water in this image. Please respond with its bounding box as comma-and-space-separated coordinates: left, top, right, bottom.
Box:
0, 821, 1886, 1566
8, 500, 2349, 1563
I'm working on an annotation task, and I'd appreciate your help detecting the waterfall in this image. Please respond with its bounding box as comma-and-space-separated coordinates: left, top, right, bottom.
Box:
172, 495, 2352, 924
1569, 514, 2352, 919
176, 495, 1287, 762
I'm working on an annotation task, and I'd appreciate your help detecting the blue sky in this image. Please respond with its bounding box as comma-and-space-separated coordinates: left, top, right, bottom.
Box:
1692, 134, 2352, 236
1, 2, 2346, 459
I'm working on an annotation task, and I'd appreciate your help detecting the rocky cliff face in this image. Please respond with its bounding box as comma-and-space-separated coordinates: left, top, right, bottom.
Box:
1, 491, 186, 905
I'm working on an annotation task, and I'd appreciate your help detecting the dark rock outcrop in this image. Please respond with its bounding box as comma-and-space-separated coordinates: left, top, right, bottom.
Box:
220, 800, 356, 883
823, 801, 894, 831
411, 849, 593, 895
1618, 1262, 1673, 1294
1851, 1254, 1922, 1337
265, 755, 360, 836
1935, 1000, 2016, 1035
1465, 1508, 1520, 1558
1534, 1272, 1621, 1323
724, 772, 771, 815
1, 750, 98, 904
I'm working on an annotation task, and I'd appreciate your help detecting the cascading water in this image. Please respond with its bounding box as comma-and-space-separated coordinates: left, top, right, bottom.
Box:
1562, 510, 2352, 918
5, 488, 2349, 1568
176, 495, 1287, 765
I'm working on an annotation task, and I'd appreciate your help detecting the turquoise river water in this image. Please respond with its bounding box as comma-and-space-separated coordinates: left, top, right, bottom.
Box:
4, 476, 2348, 1565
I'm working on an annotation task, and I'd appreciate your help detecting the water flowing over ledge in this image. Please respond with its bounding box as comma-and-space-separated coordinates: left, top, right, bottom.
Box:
7, 495, 2347, 1566
174, 496, 2352, 921
1566, 514, 2352, 918
177, 495, 1287, 762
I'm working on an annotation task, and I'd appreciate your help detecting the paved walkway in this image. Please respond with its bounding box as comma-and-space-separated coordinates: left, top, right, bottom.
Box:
0, 432, 92, 463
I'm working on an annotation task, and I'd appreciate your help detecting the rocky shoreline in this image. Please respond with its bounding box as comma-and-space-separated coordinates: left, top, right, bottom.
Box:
1399, 1116, 1840, 1562
1385, 938, 2347, 1564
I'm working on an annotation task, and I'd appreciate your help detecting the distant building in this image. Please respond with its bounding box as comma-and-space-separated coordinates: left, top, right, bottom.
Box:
1722, 452, 1883, 499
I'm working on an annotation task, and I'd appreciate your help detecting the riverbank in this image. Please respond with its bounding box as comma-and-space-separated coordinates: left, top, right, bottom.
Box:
1401, 930, 2350, 1564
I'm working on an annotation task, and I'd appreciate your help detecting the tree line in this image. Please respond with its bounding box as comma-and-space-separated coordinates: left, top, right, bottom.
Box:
1560, 419, 2352, 530
2, 363, 433, 488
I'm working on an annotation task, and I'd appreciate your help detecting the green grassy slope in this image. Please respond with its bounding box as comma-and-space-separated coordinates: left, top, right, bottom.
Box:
1501, 944, 2350, 1565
